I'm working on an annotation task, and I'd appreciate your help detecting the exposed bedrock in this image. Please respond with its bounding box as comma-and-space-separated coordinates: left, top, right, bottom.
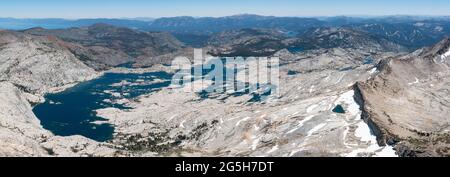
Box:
355, 38, 450, 157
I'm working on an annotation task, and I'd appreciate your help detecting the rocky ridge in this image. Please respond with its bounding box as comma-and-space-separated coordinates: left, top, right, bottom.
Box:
206, 28, 291, 57
355, 38, 450, 156
23, 24, 185, 69
0, 30, 119, 156
295, 27, 409, 53
206, 27, 408, 57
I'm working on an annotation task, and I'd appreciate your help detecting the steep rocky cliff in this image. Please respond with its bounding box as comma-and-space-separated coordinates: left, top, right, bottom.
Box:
355, 38, 450, 156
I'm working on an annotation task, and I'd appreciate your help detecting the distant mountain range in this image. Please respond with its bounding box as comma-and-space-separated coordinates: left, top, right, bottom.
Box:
21, 23, 184, 70
0, 18, 152, 30
2, 14, 450, 51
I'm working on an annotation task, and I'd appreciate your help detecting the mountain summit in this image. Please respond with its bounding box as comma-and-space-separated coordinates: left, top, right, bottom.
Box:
355, 37, 450, 156
420, 37, 450, 59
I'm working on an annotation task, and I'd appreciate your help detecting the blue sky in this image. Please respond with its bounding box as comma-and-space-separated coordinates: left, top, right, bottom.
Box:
0, 0, 449, 19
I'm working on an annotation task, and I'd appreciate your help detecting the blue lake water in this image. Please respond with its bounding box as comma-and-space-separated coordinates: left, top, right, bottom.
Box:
33, 58, 276, 142
191, 59, 276, 102
32, 72, 173, 142
287, 46, 304, 53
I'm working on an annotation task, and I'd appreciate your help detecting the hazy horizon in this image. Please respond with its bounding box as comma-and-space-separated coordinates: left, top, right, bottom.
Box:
1, 0, 449, 19
1, 14, 449, 20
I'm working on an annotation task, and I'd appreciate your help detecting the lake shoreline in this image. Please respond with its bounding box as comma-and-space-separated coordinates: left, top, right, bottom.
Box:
32, 65, 174, 142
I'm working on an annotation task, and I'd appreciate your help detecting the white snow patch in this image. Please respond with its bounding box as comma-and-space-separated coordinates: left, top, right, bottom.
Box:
346, 143, 397, 157
179, 120, 186, 129
335, 90, 398, 157
346, 120, 397, 157
309, 85, 315, 93
334, 90, 360, 116
307, 123, 326, 136
441, 48, 450, 61
251, 136, 260, 150
254, 124, 260, 131
335, 73, 346, 84
368, 67, 378, 74
374, 146, 397, 157
408, 77, 420, 85
167, 114, 178, 122
306, 104, 318, 113
286, 115, 315, 134
267, 145, 279, 154
355, 121, 376, 142
236, 117, 252, 126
